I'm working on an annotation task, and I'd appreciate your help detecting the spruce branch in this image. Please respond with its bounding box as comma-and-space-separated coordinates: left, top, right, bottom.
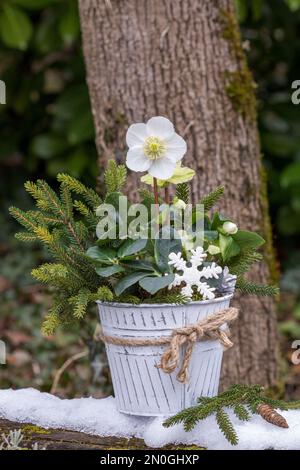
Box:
113, 294, 140, 304
228, 250, 263, 276
68, 288, 92, 319
42, 311, 60, 336
57, 173, 101, 209
33, 226, 54, 245
216, 409, 238, 446
164, 384, 300, 446
24, 181, 51, 211
143, 292, 189, 305
200, 186, 225, 212
31, 263, 79, 291
236, 276, 279, 296
36, 179, 64, 217
41, 298, 70, 336
60, 184, 73, 221
104, 160, 127, 193
233, 404, 250, 421
139, 188, 155, 204
73, 200, 90, 217
88, 286, 114, 303
11, 176, 105, 333
175, 183, 190, 204
15, 232, 38, 242
32, 212, 62, 226
36, 179, 85, 250
9, 206, 38, 233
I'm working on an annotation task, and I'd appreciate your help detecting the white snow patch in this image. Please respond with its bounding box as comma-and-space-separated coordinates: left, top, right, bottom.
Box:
0, 388, 300, 450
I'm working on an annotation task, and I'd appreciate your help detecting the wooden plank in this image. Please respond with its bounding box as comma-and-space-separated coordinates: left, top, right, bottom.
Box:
0, 418, 204, 450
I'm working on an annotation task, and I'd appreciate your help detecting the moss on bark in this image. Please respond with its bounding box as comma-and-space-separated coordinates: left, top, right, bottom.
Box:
220, 9, 257, 122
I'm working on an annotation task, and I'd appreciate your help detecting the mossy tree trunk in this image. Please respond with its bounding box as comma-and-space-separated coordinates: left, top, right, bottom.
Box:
78, 0, 279, 389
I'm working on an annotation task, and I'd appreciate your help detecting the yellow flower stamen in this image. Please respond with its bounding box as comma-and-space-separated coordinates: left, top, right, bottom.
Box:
143, 136, 166, 160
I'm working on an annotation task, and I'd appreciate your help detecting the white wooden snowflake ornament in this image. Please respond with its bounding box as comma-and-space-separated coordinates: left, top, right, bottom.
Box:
168, 247, 222, 300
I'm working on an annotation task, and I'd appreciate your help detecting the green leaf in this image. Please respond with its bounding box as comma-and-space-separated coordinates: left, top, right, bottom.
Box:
219, 234, 240, 261
281, 162, 300, 188
31, 134, 68, 159
104, 192, 124, 210
154, 230, 182, 273
261, 132, 300, 158
211, 212, 231, 230
54, 85, 91, 120
118, 238, 148, 258
285, 0, 300, 13
34, 13, 60, 54
139, 274, 175, 295
114, 272, 149, 296
11, 0, 60, 9
204, 230, 219, 241
232, 230, 265, 250
59, 0, 80, 44
86, 246, 116, 263
0, 4, 33, 50
67, 110, 95, 145
122, 260, 156, 272
95, 265, 124, 277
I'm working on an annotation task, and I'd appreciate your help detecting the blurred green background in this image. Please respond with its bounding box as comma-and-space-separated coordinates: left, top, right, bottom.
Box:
0, 0, 300, 398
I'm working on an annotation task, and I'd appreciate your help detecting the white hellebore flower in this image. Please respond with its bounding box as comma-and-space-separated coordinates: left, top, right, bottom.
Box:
223, 221, 238, 235
126, 116, 187, 180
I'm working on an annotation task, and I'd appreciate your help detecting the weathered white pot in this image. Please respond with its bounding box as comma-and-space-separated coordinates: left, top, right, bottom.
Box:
97, 293, 233, 417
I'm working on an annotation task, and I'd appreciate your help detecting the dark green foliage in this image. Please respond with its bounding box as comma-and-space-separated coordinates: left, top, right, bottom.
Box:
114, 294, 141, 305
175, 183, 189, 204
216, 409, 238, 446
57, 174, 101, 210
236, 276, 279, 296
10, 175, 110, 333
163, 384, 300, 445
227, 248, 279, 296
233, 403, 250, 421
104, 160, 127, 193
200, 186, 225, 212
139, 188, 163, 213
228, 249, 263, 276
141, 292, 189, 305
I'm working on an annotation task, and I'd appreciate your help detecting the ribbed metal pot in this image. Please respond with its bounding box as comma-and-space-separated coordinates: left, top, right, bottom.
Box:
97, 293, 233, 417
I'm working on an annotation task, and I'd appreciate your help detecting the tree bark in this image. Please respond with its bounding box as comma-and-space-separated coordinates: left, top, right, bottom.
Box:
78, 0, 279, 389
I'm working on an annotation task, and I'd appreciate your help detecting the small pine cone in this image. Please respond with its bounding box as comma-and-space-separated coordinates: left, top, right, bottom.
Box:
257, 403, 289, 429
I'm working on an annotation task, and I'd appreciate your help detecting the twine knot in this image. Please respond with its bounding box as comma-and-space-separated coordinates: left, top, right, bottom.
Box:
99, 307, 239, 384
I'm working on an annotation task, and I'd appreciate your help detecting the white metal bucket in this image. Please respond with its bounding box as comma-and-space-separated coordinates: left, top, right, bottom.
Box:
97, 294, 233, 417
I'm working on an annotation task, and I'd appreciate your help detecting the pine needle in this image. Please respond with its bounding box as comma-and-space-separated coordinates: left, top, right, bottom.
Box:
104, 160, 127, 193
236, 276, 279, 296
163, 384, 300, 446
200, 186, 225, 212
175, 183, 189, 204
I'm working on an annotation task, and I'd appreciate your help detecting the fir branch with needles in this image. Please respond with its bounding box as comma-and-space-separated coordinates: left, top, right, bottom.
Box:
163, 384, 300, 446
104, 159, 127, 193
57, 173, 101, 209
175, 182, 190, 204
236, 276, 279, 296
10, 175, 106, 333
228, 249, 263, 276
200, 186, 225, 212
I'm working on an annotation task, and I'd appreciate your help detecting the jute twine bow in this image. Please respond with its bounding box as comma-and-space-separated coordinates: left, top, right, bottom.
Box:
99, 307, 239, 384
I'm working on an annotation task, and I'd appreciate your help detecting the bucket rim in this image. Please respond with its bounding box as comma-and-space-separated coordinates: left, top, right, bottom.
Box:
96, 292, 234, 309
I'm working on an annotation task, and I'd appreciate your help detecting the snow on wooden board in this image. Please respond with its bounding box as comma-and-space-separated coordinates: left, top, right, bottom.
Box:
0, 388, 300, 450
